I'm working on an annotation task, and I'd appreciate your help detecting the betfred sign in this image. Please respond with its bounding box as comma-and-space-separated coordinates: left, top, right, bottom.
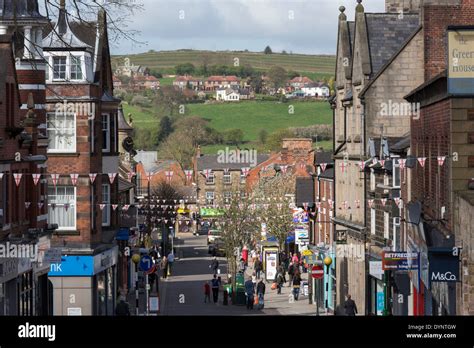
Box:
382, 252, 418, 271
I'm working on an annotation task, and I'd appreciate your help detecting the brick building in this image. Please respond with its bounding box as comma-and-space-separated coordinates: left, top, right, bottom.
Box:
0, 0, 55, 316
43, 1, 121, 316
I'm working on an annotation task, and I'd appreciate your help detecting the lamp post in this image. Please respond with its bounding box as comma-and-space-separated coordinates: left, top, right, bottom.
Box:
324, 256, 333, 315
131, 254, 141, 316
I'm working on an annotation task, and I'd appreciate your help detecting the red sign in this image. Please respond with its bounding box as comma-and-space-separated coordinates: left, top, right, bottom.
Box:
311, 265, 324, 279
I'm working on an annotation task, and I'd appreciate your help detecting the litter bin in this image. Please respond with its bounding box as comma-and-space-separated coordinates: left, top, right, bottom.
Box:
234, 273, 246, 305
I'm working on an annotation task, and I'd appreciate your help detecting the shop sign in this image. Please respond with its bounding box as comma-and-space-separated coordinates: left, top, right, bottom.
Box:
429, 248, 460, 283
369, 261, 383, 280
447, 28, 474, 95
382, 252, 418, 271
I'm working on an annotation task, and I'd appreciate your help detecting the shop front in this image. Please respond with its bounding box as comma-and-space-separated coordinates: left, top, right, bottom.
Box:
48, 246, 118, 316
0, 258, 18, 316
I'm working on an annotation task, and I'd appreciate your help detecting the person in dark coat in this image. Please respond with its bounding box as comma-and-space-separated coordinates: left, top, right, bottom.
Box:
288, 262, 295, 287
274, 267, 286, 294
210, 257, 219, 275
254, 258, 262, 279
256, 279, 266, 309
344, 294, 358, 316
115, 296, 130, 316
292, 271, 302, 300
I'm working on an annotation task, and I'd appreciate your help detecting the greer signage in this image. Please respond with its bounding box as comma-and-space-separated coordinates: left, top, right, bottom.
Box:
447, 28, 474, 95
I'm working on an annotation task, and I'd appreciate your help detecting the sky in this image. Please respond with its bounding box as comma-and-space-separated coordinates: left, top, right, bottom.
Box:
111, 0, 385, 55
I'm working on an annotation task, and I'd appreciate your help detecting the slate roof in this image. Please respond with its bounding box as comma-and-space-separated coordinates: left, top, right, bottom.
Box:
315, 151, 334, 165
43, 20, 97, 49
295, 177, 314, 208
0, 0, 46, 20
117, 105, 132, 131
390, 135, 411, 153
369, 137, 404, 158
196, 154, 269, 171
365, 13, 419, 77
319, 167, 334, 180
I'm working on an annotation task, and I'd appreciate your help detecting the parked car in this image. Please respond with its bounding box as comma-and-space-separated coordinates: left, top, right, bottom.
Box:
207, 229, 222, 245
194, 221, 210, 236
208, 240, 226, 257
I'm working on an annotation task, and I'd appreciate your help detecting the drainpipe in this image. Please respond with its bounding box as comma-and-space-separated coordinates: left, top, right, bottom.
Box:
361, 98, 369, 315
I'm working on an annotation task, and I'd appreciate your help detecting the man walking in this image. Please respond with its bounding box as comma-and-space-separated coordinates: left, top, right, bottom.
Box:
167, 252, 175, 276
115, 295, 130, 316
211, 275, 220, 304
210, 256, 219, 275
344, 294, 358, 316
160, 256, 168, 280
244, 277, 255, 310
254, 258, 262, 279
292, 271, 302, 301
256, 279, 266, 310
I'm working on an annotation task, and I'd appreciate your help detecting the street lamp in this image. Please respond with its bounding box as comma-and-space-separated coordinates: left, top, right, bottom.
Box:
132, 253, 141, 316
324, 256, 333, 314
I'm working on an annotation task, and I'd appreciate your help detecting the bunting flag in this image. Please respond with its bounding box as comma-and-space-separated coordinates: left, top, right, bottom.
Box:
379, 160, 385, 167
223, 168, 230, 174
299, 162, 306, 169
38, 202, 44, 210
150, 205, 156, 209
70, 174, 79, 186
355, 200, 361, 209
372, 158, 378, 165
303, 202, 309, 211
359, 161, 365, 170
0, 173, 3, 180
13, 173, 22, 187
89, 173, 97, 184
381, 199, 387, 207
32, 174, 41, 186
328, 199, 333, 207
203, 169, 212, 179
51, 203, 56, 211
320, 163, 327, 172
127, 172, 136, 182
25, 202, 31, 209
368, 199, 374, 209
316, 202, 321, 209
64, 203, 70, 212
186, 221, 190, 225
99, 204, 106, 211
339, 162, 348, 173
277, 203, 283, 209
122, 205, 130, 212
394, 198, 402, 208
437, 156, 446, 167
241, 167, 250, 177
418, 157, 427, 168
342, 201, 349, 210
51, 174, 60, 186
108, 173, 117, 184
399, 159, 406, 170
280, 165, 288, 174
185, 170, 193, 182
146, 172, 153, 182
165, 171, 174, 182
111, 204, 118, 211
136, 204, 142, 209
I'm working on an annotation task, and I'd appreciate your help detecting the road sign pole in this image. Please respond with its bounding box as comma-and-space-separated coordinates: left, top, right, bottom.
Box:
316, 278, 320, 316
135, 262, 139, 316
145, 273, 149, 316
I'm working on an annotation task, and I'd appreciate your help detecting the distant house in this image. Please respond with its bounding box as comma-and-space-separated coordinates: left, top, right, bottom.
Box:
133, 75, 160, 90
116, 57, 149, 77
205, 75, 240, 91
238, 88, 254, 100
113, 75, 122, 89
216, 88, 240, 101
301, 82, 330, 98
173, 75, 203, 90
289, 76, 314, 90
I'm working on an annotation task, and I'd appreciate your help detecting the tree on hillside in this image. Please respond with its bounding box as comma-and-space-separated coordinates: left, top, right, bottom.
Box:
224, 129, 244, 146
248, 73, 264, 94
154, 86, 186, 117
267, 66, 288, 89
156, 116, 174, 145
328, 77, 335, 95
266, 128, 295, 151
175, 63, 195, 76
258, 129, 268, 144
159, 131, 196, 174
174, 116, 209, 146
264, 46, 273, 54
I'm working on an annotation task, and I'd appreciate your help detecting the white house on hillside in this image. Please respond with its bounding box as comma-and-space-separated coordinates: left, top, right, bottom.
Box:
216, 88, 240, 101
301, 83, 330, 98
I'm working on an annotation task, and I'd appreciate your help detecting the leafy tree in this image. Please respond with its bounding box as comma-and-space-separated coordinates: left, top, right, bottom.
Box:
174, 116, 209, 146
248, 73, 263, 94
288, 70, 299, 80
264, 46, 273, 54
224, 129, 244, 146
159, 131, 196, 174
267, 66, 287, 89
175, 63, 195, 75
131, 95, 151, 108
154, 86, 186, 117
149, 69, 163, 78
156, 116, 174, 145
266, 128, 295, 151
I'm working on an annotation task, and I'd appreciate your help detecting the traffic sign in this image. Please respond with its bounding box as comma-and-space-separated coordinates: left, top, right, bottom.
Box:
311, 265, 324, 279
139, 255, 153, 272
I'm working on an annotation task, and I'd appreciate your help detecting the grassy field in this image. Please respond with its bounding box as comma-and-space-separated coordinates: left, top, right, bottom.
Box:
113, 50, 335, 76
124, 100, 333, 152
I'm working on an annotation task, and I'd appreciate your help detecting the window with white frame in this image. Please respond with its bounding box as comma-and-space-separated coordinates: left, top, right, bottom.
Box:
70, 56, 83, 80
47, 112, 76, 153
370, 169, 376, 191
371, 208, 376, 235
393, 159, 401, 188
53, 56, 67, 80
240, 172, 246, 183
384, 212, 390, 240
223, 172, 231, 184
206, 191, 215, 205
102, 184, 110, 226
224, 191, 232, 204
205, 172, 215, 185
393, 217, 401, 251
102, 114, 110, 152
48, 186, 76, 230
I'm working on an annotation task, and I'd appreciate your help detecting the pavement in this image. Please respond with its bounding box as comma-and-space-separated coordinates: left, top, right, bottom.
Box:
155, 232, 327, 316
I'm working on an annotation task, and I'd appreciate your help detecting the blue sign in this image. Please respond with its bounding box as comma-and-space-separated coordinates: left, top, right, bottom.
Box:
139, 255, 153, 272
48, 255, 94, 277
376, 292, 385, 313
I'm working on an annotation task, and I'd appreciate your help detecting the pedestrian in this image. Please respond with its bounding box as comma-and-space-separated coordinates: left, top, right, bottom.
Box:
288, 262, 295, 287
167, 252, 175, 276
292, 252, 299, 264
252, 272, 257, 287
292, 271, 302, 301
251, 249, 257, 263
256, 279, 266, 310
344, 294, 358, 316
238, 258, 246, 274
211, 275, 220, 304
160, 256, 168, 280
275, 268, 285, 295
204, 281, 211, 303
115, 295, 130, 316
254, 258, 262, 279
210, 256, 219, 275
244, 277, 255, 310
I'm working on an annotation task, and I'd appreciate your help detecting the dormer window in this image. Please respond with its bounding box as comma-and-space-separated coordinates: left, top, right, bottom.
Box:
70, 56, 83, 80
47, 53, 90, 82
53, 56, 67, 80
